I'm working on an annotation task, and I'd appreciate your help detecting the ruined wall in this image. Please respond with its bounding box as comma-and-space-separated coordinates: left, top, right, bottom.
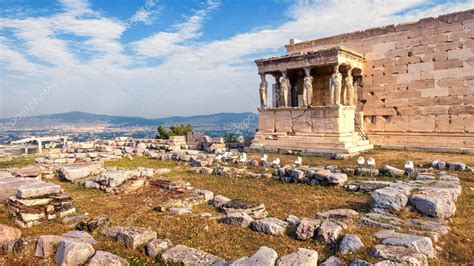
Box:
286, 10, 474, 153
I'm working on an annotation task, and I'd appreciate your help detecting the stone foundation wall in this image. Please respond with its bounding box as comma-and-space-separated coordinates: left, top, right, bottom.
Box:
258, 106, 355, 135
286, 10, 474, 153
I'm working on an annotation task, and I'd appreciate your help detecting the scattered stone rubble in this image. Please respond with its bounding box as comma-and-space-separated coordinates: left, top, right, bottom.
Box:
1, 136, 472, 265
7, 182, 76, 228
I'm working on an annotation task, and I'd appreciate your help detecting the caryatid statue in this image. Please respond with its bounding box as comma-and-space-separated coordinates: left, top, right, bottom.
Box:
280, 71, 290, 107
303, 67, 313, 107
259, 73, 268, 108
343, 67, 354, 106
329, 64, 342, 105
272, 74, 282, 107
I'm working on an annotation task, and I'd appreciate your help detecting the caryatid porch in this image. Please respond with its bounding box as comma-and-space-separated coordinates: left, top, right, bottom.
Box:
250, 46, 373, 156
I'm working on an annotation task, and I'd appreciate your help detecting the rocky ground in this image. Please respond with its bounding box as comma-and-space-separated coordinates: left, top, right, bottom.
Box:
0, 142, 473, 265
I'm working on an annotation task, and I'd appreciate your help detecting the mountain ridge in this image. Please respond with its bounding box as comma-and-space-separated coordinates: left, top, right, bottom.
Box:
1, 111, 258, 129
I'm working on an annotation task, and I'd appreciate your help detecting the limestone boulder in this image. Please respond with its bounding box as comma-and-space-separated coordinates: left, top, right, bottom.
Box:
295, 218, 321, 240
54, 239, 95, 266
62, 231, 98, 245
0, 224, 22, 245
193, 189, 214, 201
11, 166, 42, 178
277, 248, 318, 266
169, 207, 192, 215
117, 227, 157, 249
320, 256, 343, 266
59, 164, 103, 182
76, 216, 110, 232
404, 219, 448, 235
371, 187, 408, 212
446, 162, 466, 171
251, 218, 288, 236
218, 213, 254, 228
339, 234, 364, 254
87, 250, 128, 266
381, 234, 435, 258
317, 220, 343, 244
16, 182, 61, 199
291, 169, 305, 181
380, 165, 405, 177
222, 199, 268, 219
35, 235, 69, 257
313, 170, 347, 185
230, 246, 277, 265
317, 209, 359, 223
358, 181, 391, 192
161, 244, 224, 265
370, 244, 427, 265
146, 239, 173, 257
409, 191, 456, 218
213, 195, 231, 208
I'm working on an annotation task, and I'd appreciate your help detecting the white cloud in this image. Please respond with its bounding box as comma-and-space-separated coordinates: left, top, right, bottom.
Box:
132, 0, 220, 58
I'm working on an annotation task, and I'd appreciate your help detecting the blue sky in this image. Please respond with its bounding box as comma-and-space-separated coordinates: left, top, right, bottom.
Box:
0, 0, 473, 119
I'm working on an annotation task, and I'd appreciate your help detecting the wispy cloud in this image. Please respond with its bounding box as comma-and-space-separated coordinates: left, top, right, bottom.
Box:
132, 0, 220, 58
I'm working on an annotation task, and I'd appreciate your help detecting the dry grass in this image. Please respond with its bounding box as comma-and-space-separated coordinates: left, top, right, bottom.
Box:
0, 149, 473, 265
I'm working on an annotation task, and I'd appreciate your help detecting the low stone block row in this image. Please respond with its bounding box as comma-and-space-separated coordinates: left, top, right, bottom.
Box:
0, 223, 127, 265
368, 172, 461, 218
7, 182, 76, 228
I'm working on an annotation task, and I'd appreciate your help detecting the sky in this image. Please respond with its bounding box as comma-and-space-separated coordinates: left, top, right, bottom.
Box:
0, 0, 473, 119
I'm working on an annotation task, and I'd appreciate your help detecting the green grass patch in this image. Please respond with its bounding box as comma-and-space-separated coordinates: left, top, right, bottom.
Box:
0, 155, 35, 169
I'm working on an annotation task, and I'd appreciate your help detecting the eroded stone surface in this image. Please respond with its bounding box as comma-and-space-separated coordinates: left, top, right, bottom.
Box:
16, 182, 61, 199
230, 246, 278, 265
218, 213, 254, 228
339, 234, 364, 255
317, 220, 343, 244
409, 191, 456, 218
0, 224, 22, 245
278, 248, 318, 266
54, 239, 95, 266
87, 250, 128, 266
251, 218, 288, 236
370, 244, 427, 265
371, 187, 408, 212
146, 239, 173, 257
161, 244, 224, 265
117, 227, 157, 249
295, 218, 321, 240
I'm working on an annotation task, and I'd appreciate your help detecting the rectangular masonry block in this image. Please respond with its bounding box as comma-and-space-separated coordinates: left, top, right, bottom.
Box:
434, 59, 463, 70
421, 88, 449, 98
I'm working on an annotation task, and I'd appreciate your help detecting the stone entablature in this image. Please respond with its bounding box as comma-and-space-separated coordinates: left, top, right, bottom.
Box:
255, 46, 364, 73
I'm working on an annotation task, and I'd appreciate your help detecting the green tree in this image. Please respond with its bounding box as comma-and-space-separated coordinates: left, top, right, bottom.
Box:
156, 124, 193, 139
223, 133, 238, 143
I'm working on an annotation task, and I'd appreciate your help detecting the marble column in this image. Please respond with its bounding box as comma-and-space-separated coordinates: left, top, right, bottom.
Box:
329, 64, 342, 105
37, 140, 42, 154
280, 71, 290, 107
259, 73, 268, 108
303, 67, 313, 107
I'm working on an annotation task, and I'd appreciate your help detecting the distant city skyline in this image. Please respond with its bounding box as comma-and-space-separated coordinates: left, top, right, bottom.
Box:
1, 0, 473, 119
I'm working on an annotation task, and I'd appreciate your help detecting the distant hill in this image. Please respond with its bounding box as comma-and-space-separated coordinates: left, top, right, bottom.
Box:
0, 111, 258, 133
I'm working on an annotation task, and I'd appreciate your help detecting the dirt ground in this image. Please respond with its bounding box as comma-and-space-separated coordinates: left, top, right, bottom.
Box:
1, 149, 473, 265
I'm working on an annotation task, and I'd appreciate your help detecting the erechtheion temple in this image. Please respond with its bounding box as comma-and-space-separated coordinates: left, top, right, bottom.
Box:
250, 9, 474, 155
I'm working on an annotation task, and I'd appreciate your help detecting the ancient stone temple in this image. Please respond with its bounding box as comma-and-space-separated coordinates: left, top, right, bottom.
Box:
250, 9, 474, 155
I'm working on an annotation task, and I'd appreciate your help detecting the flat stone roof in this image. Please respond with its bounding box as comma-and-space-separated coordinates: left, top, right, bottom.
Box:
255, 46, 364, 74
